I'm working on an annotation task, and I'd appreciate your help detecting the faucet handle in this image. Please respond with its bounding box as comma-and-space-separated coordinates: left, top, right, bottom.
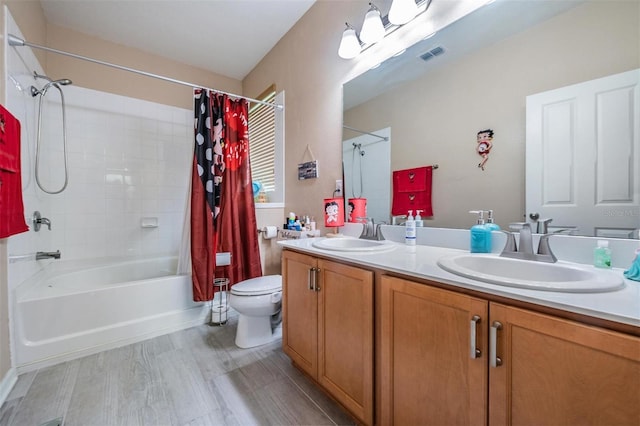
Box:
536, 218, 553, 234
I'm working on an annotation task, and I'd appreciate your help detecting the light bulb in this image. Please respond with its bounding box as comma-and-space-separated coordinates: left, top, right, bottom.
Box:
360, 6, 385, 45
388, 0, 418, 26
338, 24, 361, 59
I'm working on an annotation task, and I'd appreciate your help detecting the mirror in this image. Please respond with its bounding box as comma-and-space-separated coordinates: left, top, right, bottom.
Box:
342, 126, 391, 223
342, 0, 639, 237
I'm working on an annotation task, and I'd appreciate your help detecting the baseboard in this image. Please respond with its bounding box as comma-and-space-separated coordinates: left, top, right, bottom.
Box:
0, 367, 18, 407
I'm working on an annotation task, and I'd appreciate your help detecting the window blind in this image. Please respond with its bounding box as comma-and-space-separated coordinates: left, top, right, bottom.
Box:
248, 88, 276, 193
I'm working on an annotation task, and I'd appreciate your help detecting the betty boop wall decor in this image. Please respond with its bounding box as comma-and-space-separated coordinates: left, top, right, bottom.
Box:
476, 129, 494, 171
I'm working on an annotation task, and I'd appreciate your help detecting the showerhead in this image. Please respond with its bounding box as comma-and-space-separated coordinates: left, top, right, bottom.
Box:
30, 78, 73, 97
54, 79, 72, 86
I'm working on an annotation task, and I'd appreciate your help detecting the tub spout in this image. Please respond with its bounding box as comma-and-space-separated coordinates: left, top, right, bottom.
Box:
36, 250, 61, 260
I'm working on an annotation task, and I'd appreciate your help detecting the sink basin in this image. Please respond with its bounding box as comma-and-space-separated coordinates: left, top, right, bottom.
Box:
312, 238, 396, 253
437, 254, 625, 293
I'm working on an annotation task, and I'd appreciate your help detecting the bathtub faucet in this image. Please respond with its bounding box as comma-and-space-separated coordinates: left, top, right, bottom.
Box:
36, 250, 61, 260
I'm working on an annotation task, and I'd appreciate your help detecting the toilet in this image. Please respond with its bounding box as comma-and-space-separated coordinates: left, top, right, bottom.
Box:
229, 275, 283, 348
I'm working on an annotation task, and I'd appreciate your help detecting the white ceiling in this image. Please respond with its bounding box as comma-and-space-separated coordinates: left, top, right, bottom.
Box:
39, 0, 316, 80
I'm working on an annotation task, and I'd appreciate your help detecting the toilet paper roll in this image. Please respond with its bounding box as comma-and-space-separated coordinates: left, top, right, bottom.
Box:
262, 226, 278, 239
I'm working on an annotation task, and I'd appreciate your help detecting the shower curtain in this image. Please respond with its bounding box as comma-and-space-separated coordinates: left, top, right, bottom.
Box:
190, 89, 261, 302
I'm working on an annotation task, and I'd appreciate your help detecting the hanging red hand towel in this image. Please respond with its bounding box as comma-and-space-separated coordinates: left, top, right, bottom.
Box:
391, 165, 434, 217
0, 105, 29, 238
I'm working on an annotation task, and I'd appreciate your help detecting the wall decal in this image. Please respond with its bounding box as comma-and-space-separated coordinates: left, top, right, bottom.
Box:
476, 129, 494, 171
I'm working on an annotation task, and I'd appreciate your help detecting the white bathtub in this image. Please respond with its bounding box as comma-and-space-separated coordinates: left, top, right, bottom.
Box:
14, 256, 208, 371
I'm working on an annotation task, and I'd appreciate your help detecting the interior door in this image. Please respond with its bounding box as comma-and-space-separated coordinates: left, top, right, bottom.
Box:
526, 69, 640, 238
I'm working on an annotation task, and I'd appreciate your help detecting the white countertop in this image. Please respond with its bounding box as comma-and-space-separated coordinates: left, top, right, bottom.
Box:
278, 237, 640, 329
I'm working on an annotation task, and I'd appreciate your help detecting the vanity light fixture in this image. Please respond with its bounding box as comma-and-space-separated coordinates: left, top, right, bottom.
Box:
360, 3, 385, 45
338, 23, 362, 59
388, 0, 419, 25
338, 0, 432, 60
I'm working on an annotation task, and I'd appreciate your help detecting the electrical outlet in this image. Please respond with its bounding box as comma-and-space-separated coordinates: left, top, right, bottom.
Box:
335, 179, 343, 195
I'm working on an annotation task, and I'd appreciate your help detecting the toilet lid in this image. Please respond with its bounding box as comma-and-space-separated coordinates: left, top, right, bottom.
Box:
230, 275, 282, 296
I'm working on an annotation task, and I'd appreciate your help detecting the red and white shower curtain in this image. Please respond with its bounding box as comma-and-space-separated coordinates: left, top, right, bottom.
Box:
190, 89, 262, 302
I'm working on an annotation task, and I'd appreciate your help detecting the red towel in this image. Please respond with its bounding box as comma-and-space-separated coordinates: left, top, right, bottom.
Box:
392, 166, 433, 217
0, 105, 29, 238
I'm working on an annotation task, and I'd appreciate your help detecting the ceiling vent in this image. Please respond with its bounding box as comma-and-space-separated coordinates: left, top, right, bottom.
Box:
419, 46, 445, 62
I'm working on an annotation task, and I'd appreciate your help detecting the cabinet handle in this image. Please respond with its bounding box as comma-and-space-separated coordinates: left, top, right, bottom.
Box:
314, 267, 321, 291
470, 315, 482, 359
308, 267, 315, 291
490, 321, 503, 367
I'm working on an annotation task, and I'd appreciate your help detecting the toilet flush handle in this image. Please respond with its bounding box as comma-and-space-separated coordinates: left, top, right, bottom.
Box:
271, 291, 282, 304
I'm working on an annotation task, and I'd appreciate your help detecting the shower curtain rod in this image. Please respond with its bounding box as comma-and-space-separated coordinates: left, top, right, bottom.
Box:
7, 34, 282, 110
343, 125, 389, 141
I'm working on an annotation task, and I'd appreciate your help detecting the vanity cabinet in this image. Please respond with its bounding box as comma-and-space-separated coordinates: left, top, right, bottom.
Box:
381, 275, 640, 426
380, 275, 489, 425
282, 250, 374, 425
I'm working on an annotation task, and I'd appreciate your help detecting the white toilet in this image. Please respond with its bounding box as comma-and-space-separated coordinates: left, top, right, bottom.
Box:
229, 275, 283, 348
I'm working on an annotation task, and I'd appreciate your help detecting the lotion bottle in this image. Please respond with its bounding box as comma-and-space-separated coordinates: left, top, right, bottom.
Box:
469, 210, 490, 253
405, 210, 416, 246
415, 210, 424, 227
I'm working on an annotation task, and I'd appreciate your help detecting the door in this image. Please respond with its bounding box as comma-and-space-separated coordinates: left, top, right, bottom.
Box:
282, 250, 318, 378
526, 69, 640, 238
380, 276, 489, 426
317, 260, 374, 425
489, 303, 640, 425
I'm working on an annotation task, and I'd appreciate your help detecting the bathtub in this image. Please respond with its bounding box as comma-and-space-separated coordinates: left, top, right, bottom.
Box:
14, 256, 208, 371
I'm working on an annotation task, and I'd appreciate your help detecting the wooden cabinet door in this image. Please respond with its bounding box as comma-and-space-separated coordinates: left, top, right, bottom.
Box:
317, 259, 374, 425
282, 250, 318, 379
489, 303, 640, 425
380, 276, 489, 426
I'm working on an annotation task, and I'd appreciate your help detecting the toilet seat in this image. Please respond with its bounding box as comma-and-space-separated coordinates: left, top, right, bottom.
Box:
230, 275, 282, 296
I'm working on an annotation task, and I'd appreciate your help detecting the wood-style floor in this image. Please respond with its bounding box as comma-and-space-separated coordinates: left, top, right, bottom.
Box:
0, 311, 355, 426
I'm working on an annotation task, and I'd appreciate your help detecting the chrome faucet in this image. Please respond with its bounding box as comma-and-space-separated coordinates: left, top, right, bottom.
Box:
36, 250, 61, 260
500, 222, 558, 263
391, 215, 407, 226
359, 218, 385, 240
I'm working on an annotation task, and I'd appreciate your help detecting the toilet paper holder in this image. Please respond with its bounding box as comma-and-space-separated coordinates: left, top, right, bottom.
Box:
257, 226, 280, 233
258, 226, 280, 240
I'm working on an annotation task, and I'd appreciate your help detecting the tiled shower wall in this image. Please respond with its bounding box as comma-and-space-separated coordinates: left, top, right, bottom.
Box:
42, 87, 192, 259
6, 14, 192, 292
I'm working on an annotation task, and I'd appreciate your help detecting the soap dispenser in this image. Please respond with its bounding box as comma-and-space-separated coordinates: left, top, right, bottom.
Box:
469, 210, 490, 253
415, 210, 424, 227
485, 210, 500, 231
594, 240, 612, 269
405, 210, 416, 246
